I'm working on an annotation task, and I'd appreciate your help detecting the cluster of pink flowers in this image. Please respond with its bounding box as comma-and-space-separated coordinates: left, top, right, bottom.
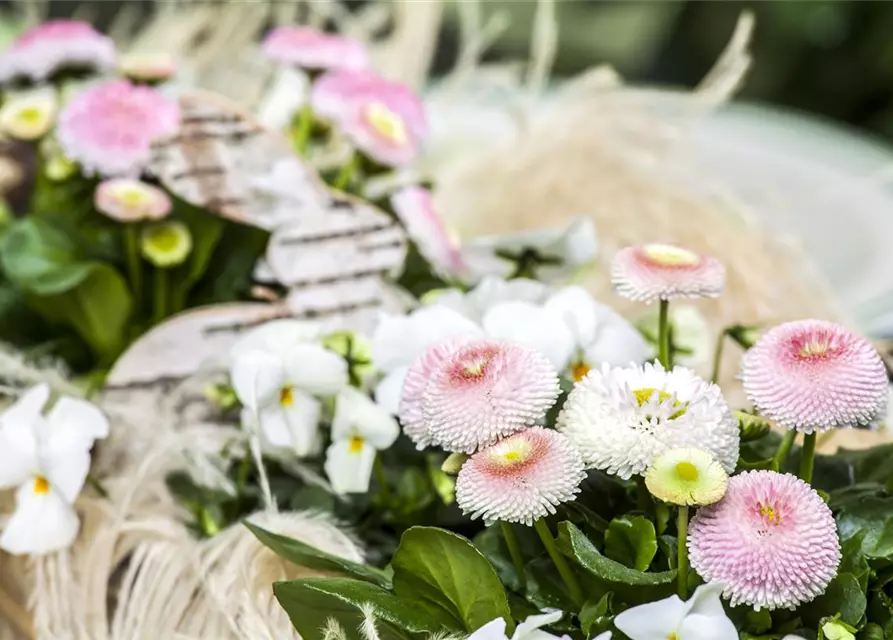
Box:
399, 336, 585, 525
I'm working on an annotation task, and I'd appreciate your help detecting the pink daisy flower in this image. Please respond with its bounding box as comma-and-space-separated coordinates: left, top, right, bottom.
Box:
0, 20, 115, 84
311, 70, 427, 167
742, 319, 888, 433
94, 179, 171, 222
456, 427, 585, 525
391, 186, 466, 278
421, 338, 560, 453
611, 243, 725, 303
262, 26, 369, 71
688, 470, 840, 610
57, 80, 180, 177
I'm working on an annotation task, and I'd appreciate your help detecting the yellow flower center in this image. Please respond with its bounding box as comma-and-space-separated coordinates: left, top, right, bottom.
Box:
759, 502, 782, 526
462, 354, 493, 378
279, 386, 294, 407
33, 475, 50, 495
349, 436, 365, 453
632, 387, 687, 419
675, 461, 700, 482
489, 439, 533, 467
641, 243, 700, 267
364, 102, 407, 145
119, 187, 147, 208
149, 225, 180, 252
571, 362, 591, 382
667, 634, 680, 640
799, 338, 830, 359
18, 107, 42, 124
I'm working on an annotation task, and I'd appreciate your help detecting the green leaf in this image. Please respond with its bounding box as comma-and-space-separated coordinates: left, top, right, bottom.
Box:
1, 218, 93, 294
579, 593, 613, 637
391, 526, 512, 633
836, 496, 893, 559
273, 578, 432, 639
245, 521, 391, 587
802, 573, 867, 628
604, 515, 657, 571
168, 201, 224, 310
556, 521, 676, 587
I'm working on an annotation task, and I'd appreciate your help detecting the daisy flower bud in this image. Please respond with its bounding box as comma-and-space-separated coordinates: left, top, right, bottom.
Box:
611, 243, 725, 304
420, 338, 560, 453
645, 447, 728, 506
95, 179, 172, 223
456, 427, 585, 525
742, 319, 888, 433
558, 362, 738, 479
688, 470, 841, 610
0, 91, 56, 140
140, 220, 192, 268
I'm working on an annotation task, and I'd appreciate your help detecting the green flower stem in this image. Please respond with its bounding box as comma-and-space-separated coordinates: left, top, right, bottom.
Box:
124, 225, 142, 304
773, 429, 797, 471
500, 521, 527, 592
658, 299, 671, 369
152, 267, 168, 324
710, 328, 727, 384
333, 151, 360, 191
374, 453, 390, 504
677, 505, 689, 599
533, 518, 583, 608
799, 432, 817, 484
292, 102, 314, 156
636, 475, 651, 514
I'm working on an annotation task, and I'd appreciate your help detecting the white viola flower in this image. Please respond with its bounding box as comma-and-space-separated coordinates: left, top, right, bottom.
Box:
613, 582, 737, 640
0, 384, 109, 555
324, 387, 399, 494
468, 611, 603, 640
231, 320, 349, 457
462, 216, 598, 282
371, 305, 482, 413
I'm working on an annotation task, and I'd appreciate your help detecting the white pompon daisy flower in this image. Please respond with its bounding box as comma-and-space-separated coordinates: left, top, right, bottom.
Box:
0, 384, 109, 555
324, 387, 399, 494
645, 447, 728, 506
558, 363, 739, 479
456, 427, 585, 525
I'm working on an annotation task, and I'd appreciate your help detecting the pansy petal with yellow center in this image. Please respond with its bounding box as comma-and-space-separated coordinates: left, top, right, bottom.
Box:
645, 446, 728, 506
253, 392, 322, 457
613, 582, 738, 640
0, 481, 80, 555
0, 90, 57, 140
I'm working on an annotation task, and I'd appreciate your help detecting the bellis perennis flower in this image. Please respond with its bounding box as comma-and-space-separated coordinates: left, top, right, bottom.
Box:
141, 220, 192, 267
311, 70, 427, 166
0, 90, 57, 140
263, 27, 369, 71
558, 363, 739, 479
0, 19, 115, 84
231, 320, 348, 457
468, 611, 609, 640
645, 446, 728, 507
324, 387, 398, 494
57, 80, 180, 177
613, 581, 737, 640
612, 243, 725, 304
688, 470, 840, 610
95, 179, 172, 222
0, 384, 109, 555
391, 186, 466, 278
742, 319, 888, 433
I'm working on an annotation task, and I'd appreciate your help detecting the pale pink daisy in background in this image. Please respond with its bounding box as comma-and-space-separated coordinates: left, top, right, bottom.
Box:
456, 427, 585, 525
688, 470, 840, 610
311, 70, 428, 166
611, 243, 725, 304
398, 336, 473, 449
262, 26, 368, 71
742, 319, 887, 432
0, 89, 57, 141
57, 80, 180, 177
94, 179, 172, 222
118, 52, 178, 84
421, 338, 560, 453
0, 19, 115, 84
391, 186, 467, 278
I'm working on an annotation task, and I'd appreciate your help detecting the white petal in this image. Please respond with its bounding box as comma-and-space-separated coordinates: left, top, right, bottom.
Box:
591, 634, 612, 640
467, 618, 508, 640
324, 439, 376, 494
544, 286, 598, 346
513, 611, 564, 639
584, 302, 650, 366
0, 482, 79, 555
685, 581, 730, 619
678, 613, 738, 640
44, 449, 91, 503
612, 594, 687, 640
229, 319, 324, 360
1, 384, 49, 428
558, 217, 598, 266
372, 306, 481, 373
231, 350, 286, 409
482, 301, 575, 370
251, 394, 321, 457
44, 396, 109, 449
332, 388, 399, 449
0, 386, 46, 489
374, 368, 408, 415
467, 277, 549, 314
284, 344, 349, 396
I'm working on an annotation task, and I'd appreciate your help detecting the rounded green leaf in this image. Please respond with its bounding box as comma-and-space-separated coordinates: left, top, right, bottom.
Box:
604, 515, 657, 571
1, 218, 93, 295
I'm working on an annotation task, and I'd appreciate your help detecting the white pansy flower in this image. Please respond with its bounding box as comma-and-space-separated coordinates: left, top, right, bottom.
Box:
467, 611, 606, 640
324, 387, 399, 494
231, 320, 349, 457
0, 384, 108, 555
613, 582, 737, 640
371, 305, 482, 413
462, 216, 597, 282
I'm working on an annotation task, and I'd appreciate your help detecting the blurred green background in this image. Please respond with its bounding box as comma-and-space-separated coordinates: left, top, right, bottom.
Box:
19, 1, 893, 141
